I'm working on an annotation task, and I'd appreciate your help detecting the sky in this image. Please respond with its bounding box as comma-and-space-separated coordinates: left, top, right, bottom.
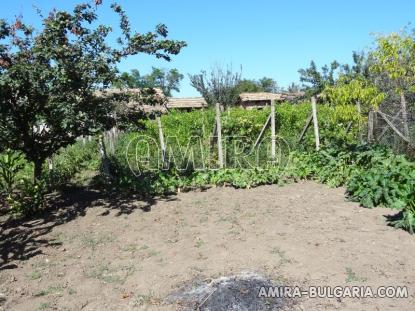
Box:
2, 0, 415, 97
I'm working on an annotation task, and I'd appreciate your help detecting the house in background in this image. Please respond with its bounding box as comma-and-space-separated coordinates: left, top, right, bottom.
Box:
238, 92, 304, 109
101, 88, 304, 113
98, 88, 207, 113
167, 97, 207, 111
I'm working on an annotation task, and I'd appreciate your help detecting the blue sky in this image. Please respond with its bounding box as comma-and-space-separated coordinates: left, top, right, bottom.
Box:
2, 0, 415, 96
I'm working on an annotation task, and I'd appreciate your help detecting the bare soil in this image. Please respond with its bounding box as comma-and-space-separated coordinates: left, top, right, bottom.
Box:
1, 181, 414, 310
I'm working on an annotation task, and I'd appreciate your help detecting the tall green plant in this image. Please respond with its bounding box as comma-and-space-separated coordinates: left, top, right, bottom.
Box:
0, 149, 24, 194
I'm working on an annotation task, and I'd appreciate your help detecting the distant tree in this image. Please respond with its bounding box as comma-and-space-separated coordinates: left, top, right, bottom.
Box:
235, 79, 263, 93
258, 77, 279, 93
287, 82, 302, 93
341, 51, 370, 82
189, 64, 242, 107
298, 60, 340, 96
114, 67, 183, 96
0, 1, 186, 181
235, 77, 279, 94
114, 69, 144, 88
144, 67, 183, 96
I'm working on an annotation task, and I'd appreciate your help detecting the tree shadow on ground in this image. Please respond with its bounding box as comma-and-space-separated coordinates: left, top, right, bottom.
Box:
0, 185, 177, 270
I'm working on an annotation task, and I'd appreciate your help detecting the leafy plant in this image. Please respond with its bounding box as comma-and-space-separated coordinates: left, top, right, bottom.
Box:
6, 178, 46, 215
0, 149, 24, 194
389, 199, 415, 234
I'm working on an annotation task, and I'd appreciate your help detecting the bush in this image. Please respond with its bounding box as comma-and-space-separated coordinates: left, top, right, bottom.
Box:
0, 149, 24, 194
0, 140, 99, 215
45, 140, 99, 188
389, 198, 415, 234
287, 144, 415, 211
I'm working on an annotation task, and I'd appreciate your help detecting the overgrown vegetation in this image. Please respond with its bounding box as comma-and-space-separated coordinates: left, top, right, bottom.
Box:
1, 1, 414, 236
0, 141, 99, 214
100, 103, 414, 234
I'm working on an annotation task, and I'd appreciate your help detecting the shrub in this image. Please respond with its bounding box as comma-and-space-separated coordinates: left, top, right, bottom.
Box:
46, 140, 99, 188
389, 198, 415, 234
0, 149, 24, 194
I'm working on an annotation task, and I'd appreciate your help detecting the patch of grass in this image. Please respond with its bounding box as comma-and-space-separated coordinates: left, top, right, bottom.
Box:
85, 263, 135, 284
68, 288, 77, 295
167, 237, 179, 244
27, 270, 42, 280
227, 229, 241, 236
132, 291, 160, 307
81, 233, 114, 250
345, 267, 367, 283
37, 302, 51, 310
270, 247, 292, 264
195, 238, 204, 248
199, 216, 209, 223
33, 285, 64, 297
121, 244, 138, 253
48, 234, 64, 247
147, 250, 160, 258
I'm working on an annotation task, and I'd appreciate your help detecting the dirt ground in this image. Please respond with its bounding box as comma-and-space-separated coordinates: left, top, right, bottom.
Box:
1, 181, 414, 311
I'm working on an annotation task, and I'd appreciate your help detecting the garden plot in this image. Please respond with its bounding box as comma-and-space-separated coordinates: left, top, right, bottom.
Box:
1, 181, 414, 310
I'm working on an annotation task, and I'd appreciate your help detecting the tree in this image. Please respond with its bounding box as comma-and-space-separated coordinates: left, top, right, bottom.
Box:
143, 67, 183, 96
322, 76, 384, 113
341, 51, 370, 82
298, 60, 340, 96
0, 1, 186, 181
235, 79, 264, 93
369, 31, 415, 138
235, 77, 279, 94
258, 77, 279, 93
287, 82, 302, 93
189, 64, 241, 107
115, 67, 184, 96
114, 69, 144, 88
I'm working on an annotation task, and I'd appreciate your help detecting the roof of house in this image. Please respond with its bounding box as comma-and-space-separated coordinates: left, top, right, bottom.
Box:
238, 91, 305, 103
96, 88, 165, 98
167, 97, 207, 109
238, 92, 284, 102
97, 88, 209, 112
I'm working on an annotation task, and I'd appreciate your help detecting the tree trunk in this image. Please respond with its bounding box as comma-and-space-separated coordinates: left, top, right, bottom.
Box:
34, 159, 44, 182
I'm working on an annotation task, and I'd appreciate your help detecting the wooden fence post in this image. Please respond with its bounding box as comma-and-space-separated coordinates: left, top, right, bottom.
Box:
311, 96, 320, 151
98, 135, 110, 176
215, 103, 224, 168
400, 92, 410, 140
270, 99, 276, 161
356, 101, 363, 143
368, 110, 374, 143
157, 116, 166, 165
47, 158, 53, 171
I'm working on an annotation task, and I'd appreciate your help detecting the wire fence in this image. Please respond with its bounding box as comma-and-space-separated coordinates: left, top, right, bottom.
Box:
368, 100, 415, 158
